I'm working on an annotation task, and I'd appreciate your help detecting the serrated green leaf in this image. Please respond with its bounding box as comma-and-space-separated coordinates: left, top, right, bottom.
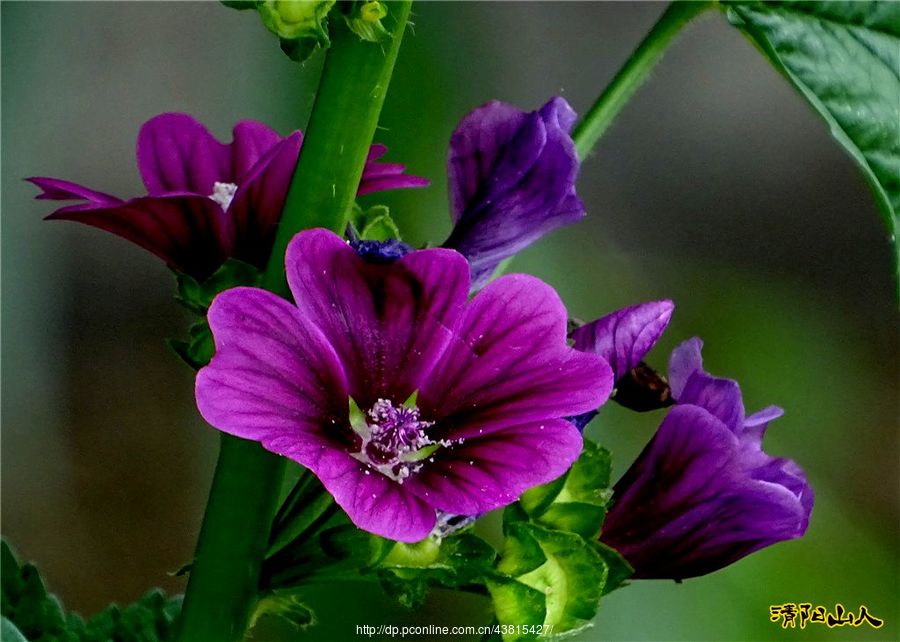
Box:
487, 523, 608, 642
2, 540, 181, 642
518, 438, 612, 539
724, 0, 900, 259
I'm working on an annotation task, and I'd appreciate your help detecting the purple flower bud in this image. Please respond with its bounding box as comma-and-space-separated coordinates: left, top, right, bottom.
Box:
443, 97, 585, 289
600, 339, 814, 580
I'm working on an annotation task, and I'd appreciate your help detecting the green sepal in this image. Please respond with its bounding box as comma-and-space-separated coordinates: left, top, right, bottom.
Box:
280, 35, 324, 63
252, 0, 336, 62
593, 541, 633, 595
250, 591, 316, 632
486, 523, 608, 642
168, 321, 215, 370
376, 533, 497, 609
341, 1, 391, 43
170, 259, 261, 369
318, 524, 394, 568
351, 203, 402, 242
174, 259, 262, 315
517, 437, 612, 539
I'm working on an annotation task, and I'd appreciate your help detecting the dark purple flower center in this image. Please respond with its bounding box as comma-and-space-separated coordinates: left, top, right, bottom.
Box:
350, 398, 438, 483
351, 239, 413, 264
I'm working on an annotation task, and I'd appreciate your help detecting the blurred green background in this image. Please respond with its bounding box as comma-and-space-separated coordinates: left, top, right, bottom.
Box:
2, 2, 897, 641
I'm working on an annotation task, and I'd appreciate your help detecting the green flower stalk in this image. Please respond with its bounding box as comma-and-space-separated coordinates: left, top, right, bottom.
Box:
175, 3, 413, 641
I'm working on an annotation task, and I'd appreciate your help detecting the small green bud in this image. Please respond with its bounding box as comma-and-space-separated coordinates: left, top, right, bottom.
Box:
258, 0, 335, 41
342, 0, 391, 43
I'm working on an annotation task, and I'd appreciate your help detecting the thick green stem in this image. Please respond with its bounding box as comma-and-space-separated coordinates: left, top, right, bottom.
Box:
572, 1, 713, 160
176, 436, 285, 642
177, 4, 413, 641
264, 2, 414, 296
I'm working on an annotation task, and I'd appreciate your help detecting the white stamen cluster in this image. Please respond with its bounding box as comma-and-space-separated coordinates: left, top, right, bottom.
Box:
209, 181, 238, 210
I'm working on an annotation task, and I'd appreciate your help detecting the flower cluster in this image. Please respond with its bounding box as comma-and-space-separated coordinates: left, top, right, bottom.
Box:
574, 302, 813, 579
33, 96, 813, 578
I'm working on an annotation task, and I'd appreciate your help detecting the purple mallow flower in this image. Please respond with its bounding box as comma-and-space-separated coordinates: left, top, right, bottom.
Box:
443, 97, 585, 288
598, 337, 814, 580
195, 229, 613, 542
29, 113, 428, 280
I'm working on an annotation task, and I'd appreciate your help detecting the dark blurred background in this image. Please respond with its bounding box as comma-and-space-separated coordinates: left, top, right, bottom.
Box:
2, 2, 897, 641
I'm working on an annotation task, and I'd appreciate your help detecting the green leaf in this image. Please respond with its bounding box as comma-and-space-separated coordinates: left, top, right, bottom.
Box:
487, 523, 608, 642
1, 539, 181, 642
724, 1, 900, 256
517, 438, 613, 539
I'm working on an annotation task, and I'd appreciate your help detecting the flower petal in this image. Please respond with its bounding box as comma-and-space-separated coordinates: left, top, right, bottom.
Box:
669, 338, 745, 433
231, 120, 286, 180
196, 287, 349, 445
601, 405, 812, 580
137, 113, 231, 196
358, 145, 431, 196
406, 419, 583, 516
572, 300, 674, 380
679, 370, 745, 434
228, 132, 303, 269
285, 229, 469, 407
422, 274, 613, 438
444, 97, 585, 288
28, 176, 120, 206
292, 449, 436, 542
667, 337, 704, 398
34, 179, 233, 280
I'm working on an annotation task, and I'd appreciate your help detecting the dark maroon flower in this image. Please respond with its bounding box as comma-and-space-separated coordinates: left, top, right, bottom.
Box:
29, 114, 428, 280
195, 229, 613, 541
599, 338, 814, 580
443, 97, 585, 288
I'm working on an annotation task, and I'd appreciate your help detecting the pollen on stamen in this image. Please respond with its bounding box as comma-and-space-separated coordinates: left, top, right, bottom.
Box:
209, 181, 237, 210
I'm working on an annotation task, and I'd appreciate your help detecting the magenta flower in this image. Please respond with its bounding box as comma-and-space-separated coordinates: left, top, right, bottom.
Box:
443, 97, 585, 288
194, 229, 613, 542
599, 338, 814, 580
29, 114, 428, 280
